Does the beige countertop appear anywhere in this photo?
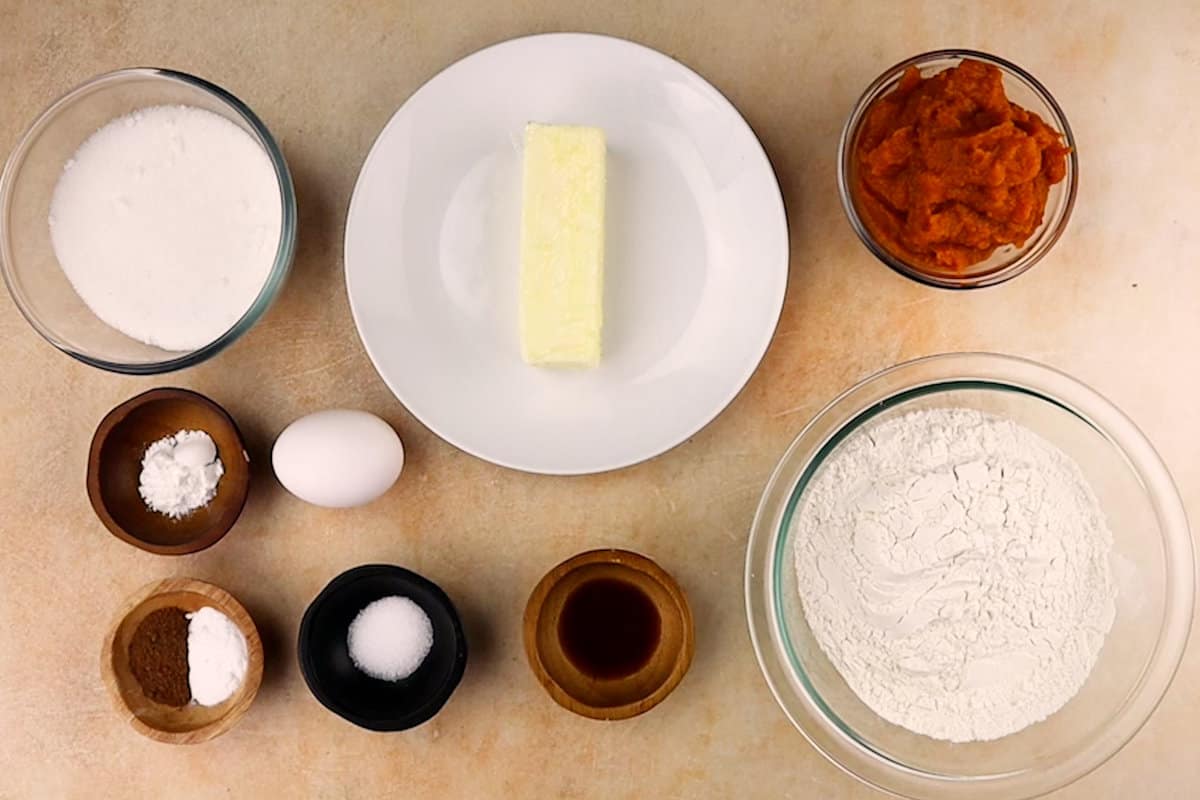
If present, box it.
[1,1,1197,797]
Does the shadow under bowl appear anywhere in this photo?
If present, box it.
[298,564,468,732]
[87,387,250,555]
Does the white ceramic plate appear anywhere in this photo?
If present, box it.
[345,33,788,474]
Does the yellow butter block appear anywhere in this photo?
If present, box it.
[519,122,606,368]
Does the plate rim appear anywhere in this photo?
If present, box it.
[343,31,790,475]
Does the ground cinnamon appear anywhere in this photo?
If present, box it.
[128,607,191,706]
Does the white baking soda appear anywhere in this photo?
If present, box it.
[138,429,224,519]
[48,105,282,351]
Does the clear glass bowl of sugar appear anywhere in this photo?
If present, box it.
[745,353,1193,800]
[0,68,297,374]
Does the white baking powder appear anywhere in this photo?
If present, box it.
[187,606,248,706]
[138,429,224,518]
[793,407,1116,742]
[48,105,281,351]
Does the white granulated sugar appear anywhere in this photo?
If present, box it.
[138,429,224,518]
[48,105,281,351]
[347,596,434,682]
[793,407,1116,742]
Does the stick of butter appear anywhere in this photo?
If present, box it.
[519,122,606,368]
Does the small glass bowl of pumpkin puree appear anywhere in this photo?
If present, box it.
[838,50,1078,289]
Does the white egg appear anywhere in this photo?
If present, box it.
[272,409,404,508]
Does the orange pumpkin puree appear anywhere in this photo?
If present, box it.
[853,59,1069,273]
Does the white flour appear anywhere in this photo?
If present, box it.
[793,407,1116,742]
[49,105,281,351]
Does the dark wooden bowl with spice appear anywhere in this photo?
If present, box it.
[101,577,263,744]
[523,549,694,721]
[87,387,250,555]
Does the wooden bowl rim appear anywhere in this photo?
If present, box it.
[100,577,264,744]
[523,548,695,721]
[86,387,249,555]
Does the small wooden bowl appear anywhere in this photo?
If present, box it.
[524,549,694,720]
[87,388,250,555]
[101,577,264,744]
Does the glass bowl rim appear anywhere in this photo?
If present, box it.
[744,352,1194,799]
[836,48,1080,290]
[0,66,297,374]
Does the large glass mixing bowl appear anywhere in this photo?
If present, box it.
[745,353,1192,799]
[0,68,297,374]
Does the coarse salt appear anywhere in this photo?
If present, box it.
[347,596,434,682]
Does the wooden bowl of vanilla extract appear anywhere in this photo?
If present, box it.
[523,549,694,720]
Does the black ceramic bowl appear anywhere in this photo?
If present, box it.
[298,564,468,731]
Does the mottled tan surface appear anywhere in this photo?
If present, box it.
[1,1,1197,798]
